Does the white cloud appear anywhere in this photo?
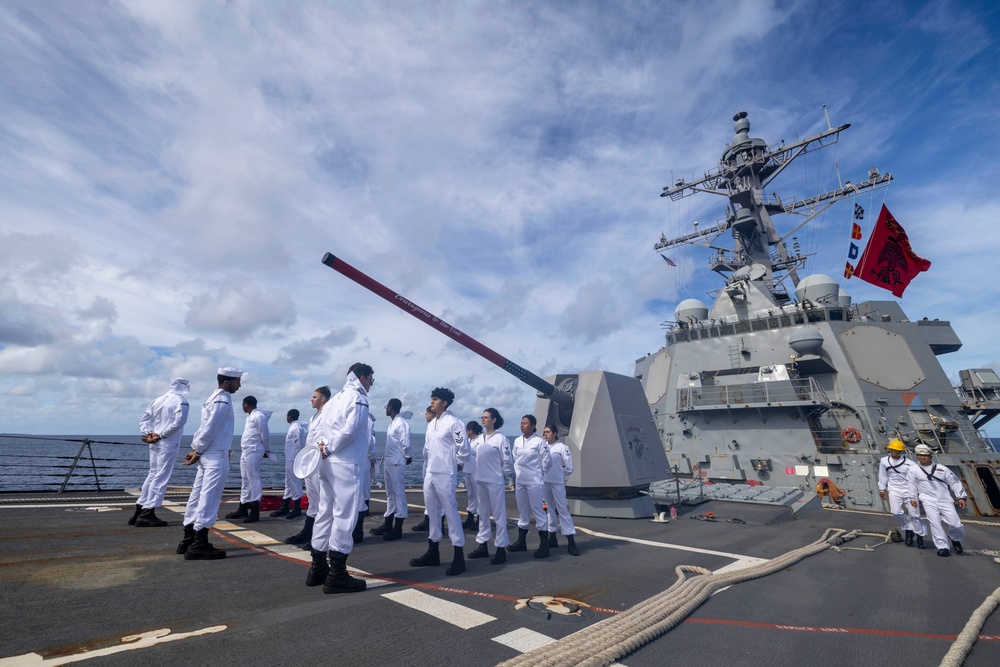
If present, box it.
[185,284,296,339]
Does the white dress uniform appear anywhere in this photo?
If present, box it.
[463,431,479,517]
[877,453,924,536]
[906,461,967,550]
[182,386,236,531]
[384,413,412,520]
[359,417,377,512]
[303,409,324,518]
[474,432,513,547]
[239,408,272,504]
[138,378,190,509]
[283,420,307,500]
[424,410,470,546]
[311,373,370,555]
[543,440,576,536]
[512,433,552,530]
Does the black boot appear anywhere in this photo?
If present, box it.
[285,516,314,545]
[384,517,404,542]
[270,498,291,518]
[184,527,226,560]
[410,539,441,567]
[446,546,465,576]
[324,551,366,594]
[243,500,260,524]
[285,498,303,520]
[534,531,550,559]
[471,514,479,533]
[937,548,951,557]
[567,534,580,556]
[225,502,249,520]
[904,529,914,547]
[916,535,927,550]
[135,508,168,528]
[548,531,559,548]
[127,503,143,526]
[305,549,329,586]
[468,542,490,559]
[371,514,394,536]
[176,524,195,554]
[352,512,365,544]
[462,512,476,530]
[411,514,430,532]
[508,528,528,552]
[953,541,964,554]
[441,516,447,533]
[490,546,507,565]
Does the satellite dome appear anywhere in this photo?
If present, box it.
[675,298,709,323]
[837,288,852,307]
[795,274,839,304]
[789,326,824,355]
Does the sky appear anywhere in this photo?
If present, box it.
[0,0,998,436]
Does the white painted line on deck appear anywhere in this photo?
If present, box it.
[382,589,495,629]
[0,626,227,666]
[575,525,768,567]
[227,530,280,545]
[492,628,556,652]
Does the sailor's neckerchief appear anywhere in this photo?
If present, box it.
[884,454,908,473]
[919,463,946,484]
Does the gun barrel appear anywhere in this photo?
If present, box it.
[321,253,573,408]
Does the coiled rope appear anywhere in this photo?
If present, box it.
[939,585,1000,667]
[496,528,861,667]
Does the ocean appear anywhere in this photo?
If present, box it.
[0,432,431,493]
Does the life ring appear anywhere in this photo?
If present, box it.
[842,427,861,443]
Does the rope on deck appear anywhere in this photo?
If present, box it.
[939,585,1000,667]
[496,528,862,667]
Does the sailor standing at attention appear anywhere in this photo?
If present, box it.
[272,409,307,518]
[461,420,481,533]
[410,387,470,576]
[541,423,580,556]
[877,439,925,548]
[371,398,412,540]
[907,444,968,557]
[285,387,330,547]
[509,414,552,558]
[467,408,513,565]
[226,396,271,524]
[134,378,191,527]
[352,414,378,544]
[177,367,242,560]
[306,364,373,594]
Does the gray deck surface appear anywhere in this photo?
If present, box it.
[1,490,999,666]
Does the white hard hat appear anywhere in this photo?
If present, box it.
[914,444,933,456]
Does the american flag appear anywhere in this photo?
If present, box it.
[661,255,677,267]
[854,203,864,220]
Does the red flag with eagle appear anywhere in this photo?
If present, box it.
[852,205,930,297]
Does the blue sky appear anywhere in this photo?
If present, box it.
[0,0,997,435]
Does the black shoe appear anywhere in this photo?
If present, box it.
[508,528,528,552]
[548,531,559,548]
[285,516,314,545]
[184,528,226,560]
[468,542,490,559]
[352,512,365,544]
[916,535,927,550]
[270,498,291,517]
[567,534,579,556]
[305,549,329,586]
[127,503,143,526]
[490,546,506,565]
[533,531,550,559]
[953,541,963,554]
[904,529,914,547]
[937,548,950,557]
[462,513,476,530]
[225,503,249,520]
[446,546,465,576]
[323,551,366,594]
[135,508,168,528]
[371,514,394,536]
[242,500,260,524]
[384,518,404,542]
[285,499,303,520]
[411,515,430,532]
[410,540,440,567]
[176,524,195,554]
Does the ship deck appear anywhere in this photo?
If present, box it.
[2,489,999,666]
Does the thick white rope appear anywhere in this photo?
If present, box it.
[939,585,1000,667]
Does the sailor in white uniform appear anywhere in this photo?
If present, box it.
[371,398,412,540]
[467,408,513,564]
[461,420,480,532]
[272,409,307,518]
[410,387,470,576]
[307,364,373,594]
[541,423,579,556]
[352,414,378,544]
[877,439,925,548]
[226,396,271,523]
[134,378,190,527]
[509,414,552,558]
[285,387,329,546]
[177,367,242,560]
[906,444,967,557]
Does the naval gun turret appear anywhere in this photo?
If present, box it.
[322,253,668,518]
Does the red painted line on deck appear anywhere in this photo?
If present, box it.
[684,617,1000,641]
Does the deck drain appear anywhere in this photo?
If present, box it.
[514,596,594,623]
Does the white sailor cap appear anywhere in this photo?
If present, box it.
[218,367,244,378]
[914,444,933,456]
[170,378,191,394]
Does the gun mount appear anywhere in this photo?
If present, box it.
[322,252,668,518]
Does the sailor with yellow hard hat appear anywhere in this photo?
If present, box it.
[877,439,926,548]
